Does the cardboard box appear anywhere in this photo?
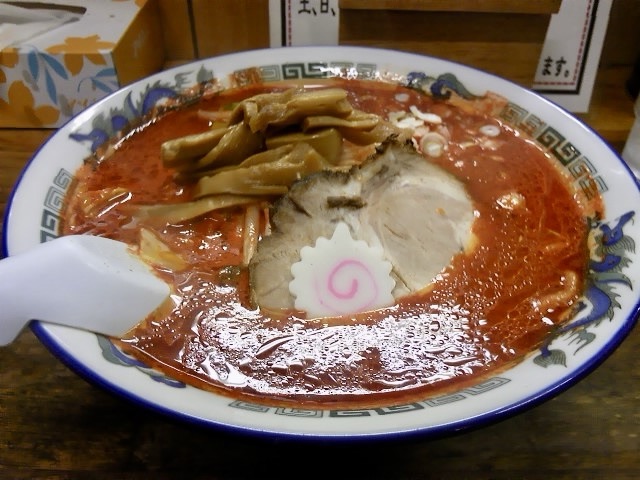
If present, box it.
[0,0,165,128]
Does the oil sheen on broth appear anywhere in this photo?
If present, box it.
[61,78,601,409]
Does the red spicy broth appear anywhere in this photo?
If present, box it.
[61,78,601,409]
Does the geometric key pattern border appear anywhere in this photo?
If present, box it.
[227,377,511,418]
[499,102,607,200]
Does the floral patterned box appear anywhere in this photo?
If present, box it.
[0,0,164,128]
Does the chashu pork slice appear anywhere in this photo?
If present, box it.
[249,139,476,311]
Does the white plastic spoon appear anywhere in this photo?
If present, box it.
[0,235,171,346]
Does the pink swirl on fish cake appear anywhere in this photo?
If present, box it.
[316,258,381,314]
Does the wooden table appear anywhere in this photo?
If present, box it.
[1,74,639,479]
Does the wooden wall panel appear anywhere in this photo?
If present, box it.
[191,0,270,58]
[156,0,639,85]
[339,0,562,14]
[339,9,553,85]
[158,0,195,61]
[599,0,640,68]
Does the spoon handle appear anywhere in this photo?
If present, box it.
[0,236,170,346]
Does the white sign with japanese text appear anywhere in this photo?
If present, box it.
[532,0,613,112]
[269,0,339,47]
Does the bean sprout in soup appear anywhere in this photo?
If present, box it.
[61,77,602,409]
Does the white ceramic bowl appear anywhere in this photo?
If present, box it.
[3,46,640,441]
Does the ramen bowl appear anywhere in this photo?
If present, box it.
[3,46,640,441]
